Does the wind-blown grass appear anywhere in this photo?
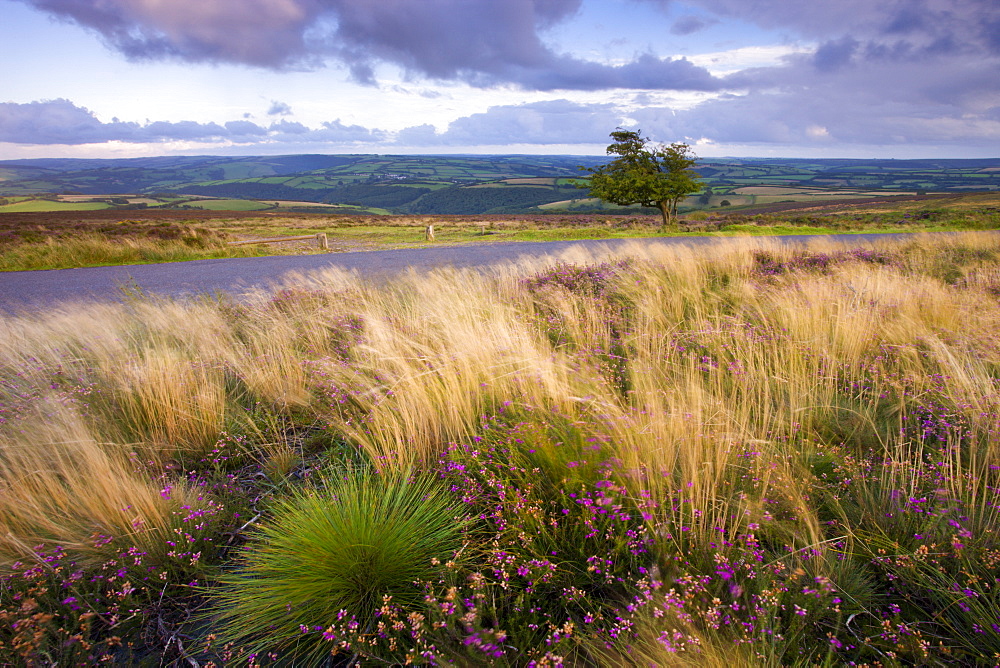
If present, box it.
[0,231,998,664]
[0,401,212,568]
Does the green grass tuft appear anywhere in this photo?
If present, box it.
[209,470,467,662]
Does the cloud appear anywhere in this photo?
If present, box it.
[0,99,387,146]
[16,0,723,91]
[650,0,1000,113]
[632,69,1000,148]
[504,53,720,91]
[19,0,318,68]
[267,101,293,116]
[630,0,1000,150]
[9,0,998,160]
[661,0,1000,58]
[707,18,1000,145]
[7,90,995,155]
[401,80,995,150]
[224,120,269,137]
[399,100,622,146]
[0,97,621,149]
[0,99,139,144]
[141,120,228,141]
[394,124,442,146]
[267,120,311,136]
[811,37,859,73]
[670,14,716,36]
[314,119,388,143]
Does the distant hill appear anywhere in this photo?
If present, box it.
[0,154,997,215]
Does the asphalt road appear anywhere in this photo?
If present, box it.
[0,233,928,314]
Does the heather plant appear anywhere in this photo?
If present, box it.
[822,437,1000,661]
[0,545,149,664]
[303,411,658,664]
[0,407,237,664]
[0,231,999,664]
[440,414,652,645]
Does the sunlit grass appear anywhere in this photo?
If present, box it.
[0,231,999,663]
[3,194,997,271]
[0,231,282,271]
[0,401,213,569]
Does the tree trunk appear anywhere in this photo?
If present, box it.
[656,201,676,231]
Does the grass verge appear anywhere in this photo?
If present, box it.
[1,193,997,270]
[0,230,300,271]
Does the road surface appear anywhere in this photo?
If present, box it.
[0,233,928,314]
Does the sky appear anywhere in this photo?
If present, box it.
[1,0,998,160]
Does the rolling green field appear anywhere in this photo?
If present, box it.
[1,154,997,215]
[181,198,273,211]
[0,199,112,212]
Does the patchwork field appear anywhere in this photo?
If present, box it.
[1,154,997,216]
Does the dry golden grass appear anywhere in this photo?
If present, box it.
[1,230,999,661]
[2,231,995,514]
[0,401,203,567]
[310,268,590,468]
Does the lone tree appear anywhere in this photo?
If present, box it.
[581,129,702,230]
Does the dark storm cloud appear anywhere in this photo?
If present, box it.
[15,0,723,91]
[671,0,1000,58]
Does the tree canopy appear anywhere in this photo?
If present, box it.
[581,129,702,229]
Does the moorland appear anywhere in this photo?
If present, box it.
[2,227,1000,665]
[2,152,1000,665]
[1,190,998,272]
[1,153,997,273]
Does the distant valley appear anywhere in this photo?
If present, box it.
[1,154,998,216]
